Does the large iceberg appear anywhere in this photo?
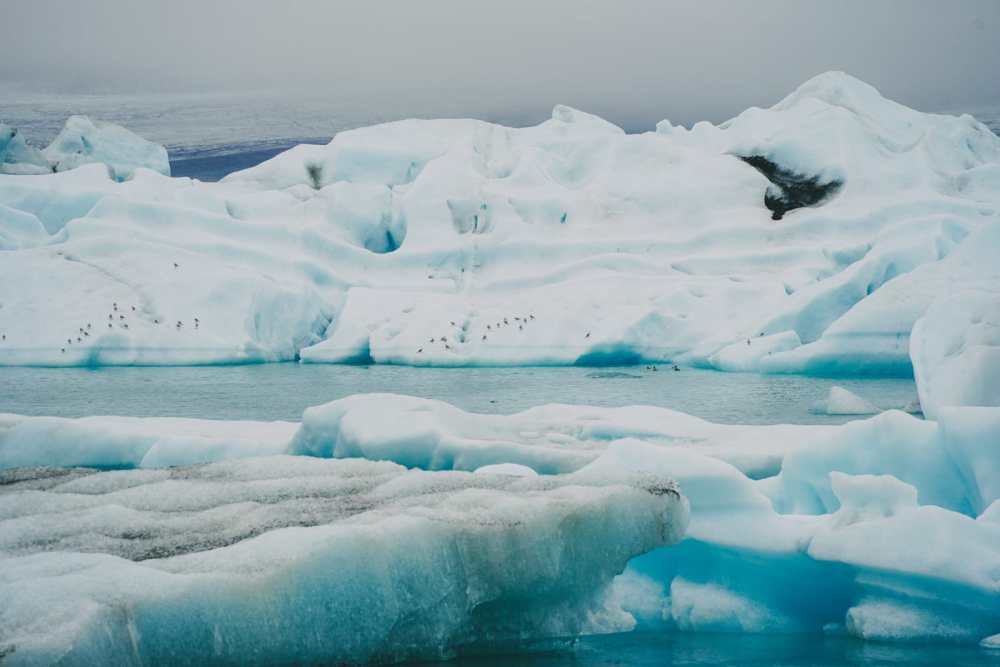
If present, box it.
[1,72,997,370]
[0,455,687,665]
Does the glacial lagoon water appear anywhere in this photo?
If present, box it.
[418,631,999,667]
[0,364,919,424]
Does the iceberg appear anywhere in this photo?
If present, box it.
[2,392,998,647]
[42,115,170,180]
[0,455,687,665]
[0,116,169,180]
[0,72,997,371]
[809,385,880,415]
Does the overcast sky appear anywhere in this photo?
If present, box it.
[3,0,999,130]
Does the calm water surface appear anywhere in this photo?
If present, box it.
[413,632,999,667]
[0,364,917,424]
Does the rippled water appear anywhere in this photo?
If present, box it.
[0,363,918,424]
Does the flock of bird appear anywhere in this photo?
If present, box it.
[417,314,537,354]
[51,300,201,353]
[411,315,680,370]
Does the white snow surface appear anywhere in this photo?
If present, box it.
[1,72,998,374]
[2,393,998,647]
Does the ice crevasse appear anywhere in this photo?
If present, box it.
[0,71,998,372]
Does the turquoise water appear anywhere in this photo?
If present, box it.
[414,632,999,666]
[0,364,918,424]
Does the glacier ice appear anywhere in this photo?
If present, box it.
[0,116,169,180]
[0,72,998,374]
[0,455,687,665]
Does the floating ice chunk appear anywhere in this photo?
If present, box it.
[0,413,295,469]
[289,394,826,479]
[0,454,687,665]
[810,386,880,415]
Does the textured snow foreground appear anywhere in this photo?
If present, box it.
[2,71,1000,381]
[2,395,999,657]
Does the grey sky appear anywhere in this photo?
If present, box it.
[3,0,999,130]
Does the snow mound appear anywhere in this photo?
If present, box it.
[0,455,687,665]
[1,72,998,370]
[809,386,880,415]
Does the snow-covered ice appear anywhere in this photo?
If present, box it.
[1,72,998,371]
[0,455,687,665]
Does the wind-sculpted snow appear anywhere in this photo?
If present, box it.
[1,72,998,371]
[0,455,687,666]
